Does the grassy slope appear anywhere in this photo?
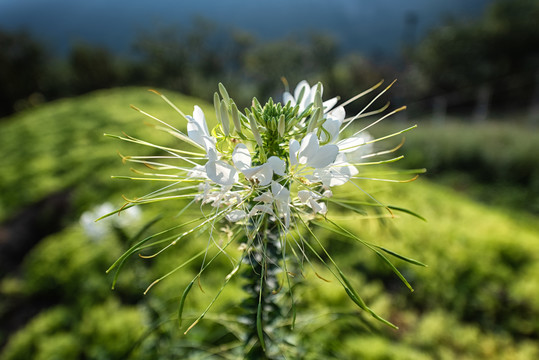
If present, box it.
[0,88,538,359]
[0,87,215,221]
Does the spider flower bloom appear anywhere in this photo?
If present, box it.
[105,80,425,334]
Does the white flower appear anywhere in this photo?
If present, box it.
[337,132,374,163]
[309,153,359,187]
[283,80,338,113]
[248,204,275,218]
[271,181,291,228]
[187,105,216,154]
[196,182,242,207]
[186,106,239,186]
[225,209,247,222]
[290,132,339,169]
[205,149,238,186]
[232,143,285,186]
[297,190,327,215]
[109,79,418,331]
[321,106,345,143]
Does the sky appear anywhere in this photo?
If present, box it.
[0,0,492,58]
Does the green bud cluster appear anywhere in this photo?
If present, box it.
[213,83,332,164]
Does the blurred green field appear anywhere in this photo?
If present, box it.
[1,88,538,359]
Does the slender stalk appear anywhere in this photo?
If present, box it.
[241,219,283,359]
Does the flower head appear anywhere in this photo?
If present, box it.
[106,80,425,330]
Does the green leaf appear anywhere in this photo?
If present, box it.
[178,280,195,328]
[378,247,428,267]
[387,205,427,222]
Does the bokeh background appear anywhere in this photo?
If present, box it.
[1,0,538,359]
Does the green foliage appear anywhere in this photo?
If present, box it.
[0,307,78,360]
[22,227,134,306]
[414,0,539,108]
[69,43,122,94]
[1,301,145,360]
[0,28,47,117]
[1,88,539,359]
[0,87,214,221]
[373,121,539,213]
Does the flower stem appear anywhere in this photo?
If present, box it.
[241,219,283,359]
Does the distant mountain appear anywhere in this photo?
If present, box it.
[0,0,492,59]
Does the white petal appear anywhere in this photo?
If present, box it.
[267,156,286,176]
[271,181,290,202]
[249,204,274,217]
[241,163,273,186]
[253,191,273,203]
[297,190,312,204]
[207,147,218,161]
[205,160,238,186]
[323,97,339,112]
[226,210,247,222]
[282,91,295,106]
[335,153,359,177]
[318,201,328,215]
[187,106,212,150]
[200,136,216,154]
[193,105,210,136]
[187,120,204,147]
[309,198,324,214]
[289,139,300,166]
[314,156,358,187]
[187,118,216,153]
[232,143,252,171]
[275,200,291,228]
[298,132,319,165]
[307,144,338,168]
[187,164,207,178]
[346,133,374,162]
[321,116,342,143]
[294,80,310,102]
[328,106,345,121]
[337,136,367,153]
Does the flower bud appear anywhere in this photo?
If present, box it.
[213,92,221,125]
[218,82,231,104]
[278,114,285,137]
[249,113,264,148]
[307,107,321,133]
[220,99,230,136]
[231,103,242,135]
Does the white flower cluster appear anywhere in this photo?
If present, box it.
[109,79,414,238]
[181,81,376,230]
[106,79,423,331]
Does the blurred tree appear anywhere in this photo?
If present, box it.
[244,34,342,100]
[0,29,47,117]
[414,0,539,114]
[324,53,384,112]
[132,26,191,93]
[69,43,121,94]
[244,39,310,97]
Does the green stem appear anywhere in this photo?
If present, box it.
[241,219,282,359]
